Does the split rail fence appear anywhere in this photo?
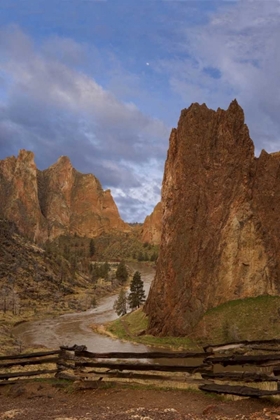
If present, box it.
[2,339,280,398]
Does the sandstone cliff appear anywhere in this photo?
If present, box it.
[141,202,162,245]
[0,150,130,242]
[145,100,280,336]
[0,150,47,241]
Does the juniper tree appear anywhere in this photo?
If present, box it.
[128,271,146,310]
[113,288,127,316]
[89,239,95,257]
[91,263,100,282]
[116,260,128,284]
[101,261,110,280]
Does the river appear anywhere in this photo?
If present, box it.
[13,263,156,354]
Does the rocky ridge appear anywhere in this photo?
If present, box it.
[0,150,130,242]
[145,100,280,336]
[141,202,162,245]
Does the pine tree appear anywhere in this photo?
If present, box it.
[128,271,146,310]
[116,261,128,284]
[89,239,95,257]
[101,262,110,280]
[113,288,127,316]
[91,263,100,282]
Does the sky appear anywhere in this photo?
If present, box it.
[0,0,280,223]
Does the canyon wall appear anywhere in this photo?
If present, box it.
[144,100,280,335]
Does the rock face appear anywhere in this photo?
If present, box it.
[0,150,130,242]
[141,202,162,245]
[0,150,47,241]
[145,100,280,336]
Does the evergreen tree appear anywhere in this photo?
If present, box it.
[89,239,95,257]
[116,261,128,284]
[70,255,77,272]
[101,262,110,280]
[113,288,127,316]
[128,271,146,310]
[91,263,100,282]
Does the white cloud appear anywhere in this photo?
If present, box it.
[0,25,170,222]
[156,0,280,153]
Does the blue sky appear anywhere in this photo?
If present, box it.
[0,0,280,222]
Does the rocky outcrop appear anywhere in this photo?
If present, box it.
[0,150,48,241]
[0,150,130,242]
[145,100,280,336]
[141,202,162,245]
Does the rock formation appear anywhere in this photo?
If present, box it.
[0,150,130,242]
[145,100,280,336]
[0,150,47,241]
[141,202,162,245]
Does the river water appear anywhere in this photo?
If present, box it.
[13,264,260,373]
[13,263,156,354]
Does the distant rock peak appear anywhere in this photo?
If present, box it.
[0,151,130,241]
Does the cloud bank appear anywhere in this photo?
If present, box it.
[0,1,280,222]
[0,25,169,221]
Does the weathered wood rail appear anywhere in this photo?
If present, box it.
[55,345,213,383]
[0,349,60,385]
[2,339,280,398]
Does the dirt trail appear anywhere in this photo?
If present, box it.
[0,382,280,420]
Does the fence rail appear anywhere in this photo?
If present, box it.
[1,340,280,397]
[0,349,60,385]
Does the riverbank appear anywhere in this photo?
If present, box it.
[0,272,120,355]
[101,296,280,351]
[91,308,203,351]
[9,263,155,355]
[0,278,127,355]
[2,261,154,355]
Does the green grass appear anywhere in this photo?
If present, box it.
[192,295,280,345]
[108,309,202,350]
[107,318,128,340]
[108,295,280,350]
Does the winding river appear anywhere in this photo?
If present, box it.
[13,263,156,353]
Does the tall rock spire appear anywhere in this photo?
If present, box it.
[144,100,280,336]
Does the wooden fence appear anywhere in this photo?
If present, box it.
[0,349,60,385]
[2,339,280,397]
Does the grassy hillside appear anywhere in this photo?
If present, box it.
[191,295,280,345]
[106,309,201,351]
[106,295,280,350]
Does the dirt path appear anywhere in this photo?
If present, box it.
[0,382,280,419]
